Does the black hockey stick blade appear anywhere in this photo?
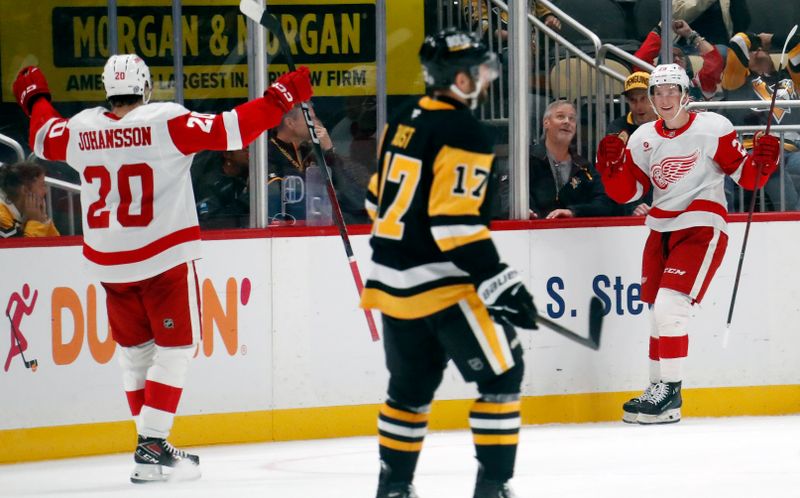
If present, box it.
[535,297,603,350]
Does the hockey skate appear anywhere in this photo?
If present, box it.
[637,381,682,425]
[130,435,201,483]
[376,461,419,498]
[622,383,657,423]
[473,464,516,498]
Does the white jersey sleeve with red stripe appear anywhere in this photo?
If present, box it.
[626,111,757,233]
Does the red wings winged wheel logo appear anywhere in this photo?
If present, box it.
[651,150,699,189]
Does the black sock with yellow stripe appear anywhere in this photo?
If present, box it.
[469,395,520,482]
[377,399,430,483]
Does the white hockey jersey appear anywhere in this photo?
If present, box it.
[613,111,763,233]
[30,95,287,282]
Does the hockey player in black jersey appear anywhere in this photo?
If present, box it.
[360,28,537,498]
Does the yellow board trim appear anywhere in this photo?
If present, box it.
[3,385,800,464]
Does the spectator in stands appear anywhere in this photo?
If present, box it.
[267,104,343,224]
[607,72,659,216]
[463,0,561,40]
[672,0,751,55]
[529,101,617,218]
[722,30,800,210]
[0,161,58,237]
[329,96,376,224]
[195,147,250,229]
[634,20,724,101]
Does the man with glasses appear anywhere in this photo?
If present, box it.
[595,63,780,425]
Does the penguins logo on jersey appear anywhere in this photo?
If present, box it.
[651,150,699,189]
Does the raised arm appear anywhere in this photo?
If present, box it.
[167,67,313,155]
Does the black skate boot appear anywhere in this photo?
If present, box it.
[622,383,656,424]
[376,461,418,498]
[130,435,201,483]
[637,381,682,425]
[473,465,516,498]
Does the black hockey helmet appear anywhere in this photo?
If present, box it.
[419,28,498,90]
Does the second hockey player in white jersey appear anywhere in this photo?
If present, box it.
[13,54,312,481]
[596,63,780,424]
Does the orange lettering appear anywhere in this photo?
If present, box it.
[51,287,84,365]
[86,285,116,364]
[201,278,239,357]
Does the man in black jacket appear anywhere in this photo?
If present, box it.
[529,100,617,218]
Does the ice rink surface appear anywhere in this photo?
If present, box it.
[2,415,799,498]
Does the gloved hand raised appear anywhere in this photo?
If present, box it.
[595,134,626,176]
[476,265,538,330]
[752,133,780,176]
[13,66,51,117]
[265,66,313,112]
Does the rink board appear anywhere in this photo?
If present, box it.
[1,220,799,462]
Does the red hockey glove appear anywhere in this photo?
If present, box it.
[596,134,626,176]
[752,133,780,176]
[13,66,51,117]
[265,66,313,113]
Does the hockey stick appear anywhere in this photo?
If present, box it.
[723,24,798,347]
[536,297,604,350]
[240,0,380,342]
[6,312,38,372]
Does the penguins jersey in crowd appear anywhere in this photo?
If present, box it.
[27,95,288,282]
[360,95,503,319]
[604,111,769,234]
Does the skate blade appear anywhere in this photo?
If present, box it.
[130,462,201,484]
[622,411,639,424]
[637,408,681,425]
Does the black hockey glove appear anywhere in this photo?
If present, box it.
[476,265,538,330]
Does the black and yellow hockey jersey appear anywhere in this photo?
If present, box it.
[359,95,502,319]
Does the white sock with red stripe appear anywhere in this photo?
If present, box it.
[119,341,156,419]
[653,288,691,383]
[647,312,661,384]
[139,345,194,439]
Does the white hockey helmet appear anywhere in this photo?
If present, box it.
[648,63,691,94]
[102,54,152,103]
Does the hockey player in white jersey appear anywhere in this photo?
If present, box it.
[13,54,312,481]
[595,63,780,424]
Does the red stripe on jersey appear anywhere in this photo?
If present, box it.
[714,130,749,176]
[126,389,145,416]
[659,335,688,359]
[30,99,68,161]
[144,380,183,414]
[83,226,200,266]
[167,112,229,155]
[649,336,659,361]
[166,96,286,156]
[649,199,728,220]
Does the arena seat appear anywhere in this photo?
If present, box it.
[549,57,628,99]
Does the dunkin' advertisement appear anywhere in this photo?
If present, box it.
[0,239,273,430]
